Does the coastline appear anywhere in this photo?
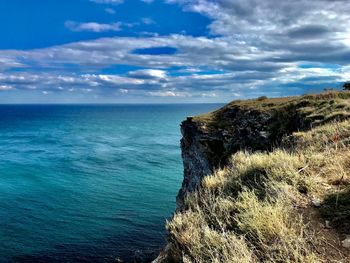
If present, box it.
[155,91,350,262]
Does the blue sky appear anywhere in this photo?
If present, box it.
[0,0,350,103]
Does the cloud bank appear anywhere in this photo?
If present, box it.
[1,0,350,102]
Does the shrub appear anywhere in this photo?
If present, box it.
[256,96,268,101]
[343,82,350,90]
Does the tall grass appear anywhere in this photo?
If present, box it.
[163,120,350,262]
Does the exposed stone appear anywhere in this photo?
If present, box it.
[259,131,269,138]
[341,236,350,248]
[311,197,322,207]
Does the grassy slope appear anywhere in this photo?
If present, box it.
[165,91,350,263]
[194,91,350,129]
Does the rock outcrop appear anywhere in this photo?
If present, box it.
[177,95,321,207]
[154,91,350,262]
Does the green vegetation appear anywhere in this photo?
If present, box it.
[164,93,350,262]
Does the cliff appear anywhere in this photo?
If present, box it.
[178,92,350,207]
[156,91,350,263]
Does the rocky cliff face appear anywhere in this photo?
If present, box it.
[178,112,271,207]
[177,91,350,207]
[177,98,314,207]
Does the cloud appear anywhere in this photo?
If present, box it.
[65,21,121,32]
[1,62,348,99]
[287,25,332,39]
[0,57,26,70]
[167,0,350,62]
[95,74,145,85]
[201,92,217,97]
[148,91,191,97]
[119,88,129,94]
[0,30,349,100]
[0,85,13,91]
[128,69,167,79]
[2,0,350,101]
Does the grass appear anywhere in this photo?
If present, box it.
[235,191,317,263]
[163,118,350,262]
[167,210,254,263]
[192,91,350,140]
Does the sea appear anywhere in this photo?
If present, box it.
[0,104,222,263]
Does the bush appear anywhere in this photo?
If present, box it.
[343,82,350,90]
[256,96,268,101]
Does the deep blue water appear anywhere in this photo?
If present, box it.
[0,104,221,263]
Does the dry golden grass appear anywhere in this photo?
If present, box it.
[286,120,350,151]
[164,119,350,263]
[235,190,318,263]
[167,210,254,263]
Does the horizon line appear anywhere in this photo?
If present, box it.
[0,102,226,106]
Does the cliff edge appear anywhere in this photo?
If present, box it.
[156,91,350,263]
[178,92,350,207]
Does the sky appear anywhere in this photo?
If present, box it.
[0,0,350,103]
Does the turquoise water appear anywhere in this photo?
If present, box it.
[0,104,221,262]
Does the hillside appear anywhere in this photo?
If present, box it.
[156,91,350,263]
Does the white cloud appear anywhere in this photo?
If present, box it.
[0,58,26,70]
[119,88,129,94]
[2,0,350,101]
[201,92,217,97]
[148,91,190,97]
[0,85,13,91]
[128,69,167,79]
[65,21,121,32]
[0,62,349,100]
[96,74,145,85]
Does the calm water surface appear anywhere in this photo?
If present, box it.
[0,104,222,262]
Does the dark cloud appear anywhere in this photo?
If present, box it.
[288,25,332,39]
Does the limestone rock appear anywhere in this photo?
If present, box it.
[311,197,322,207]
[342,236,350,248]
